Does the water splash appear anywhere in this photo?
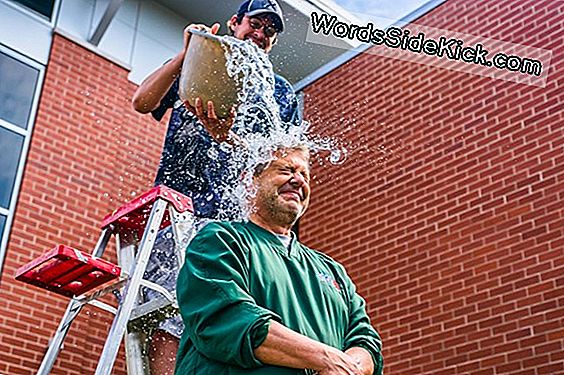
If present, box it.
[189,35,347,221]
[329,147,347,165]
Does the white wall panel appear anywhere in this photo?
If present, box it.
[57,0,95,40]
[127,0,186,83]
[136,1,184,50]
[92,0,138,30]
[0,2,53,64]
[56,0,187,84]
[98,18,136,64]
[128,31,177,83]
[115,0,139,27]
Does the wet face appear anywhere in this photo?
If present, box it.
[230,14,278,53]
[253,148,311,226]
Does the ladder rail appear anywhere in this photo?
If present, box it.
[24,186,194,374]
[168,206,191,268]
[37,298,84,375]
[36,227,114,375]
[93,226,114,258]
[94,198,168,375]
[125,331,150,375]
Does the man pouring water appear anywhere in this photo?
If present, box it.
[132,1,299,373]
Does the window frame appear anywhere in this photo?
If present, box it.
[1,0,61,26]
[0,44,45,276]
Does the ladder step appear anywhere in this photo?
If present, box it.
[15,245,121,298]
[100,185,193,238]
[13,185,195,375]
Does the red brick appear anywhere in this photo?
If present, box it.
[6,0,563,374]
[0,34,151,374]
[306,30,563,361]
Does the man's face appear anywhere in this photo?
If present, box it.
[253,148,311,225]
[230,14,278,53]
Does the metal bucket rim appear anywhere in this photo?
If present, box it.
[188,29,227,47]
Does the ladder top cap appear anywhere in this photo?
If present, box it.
[101,185,193,229]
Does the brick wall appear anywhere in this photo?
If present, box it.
[0,34,165,374]
[301,0,563,374]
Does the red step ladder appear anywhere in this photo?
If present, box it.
[15,185,194,375]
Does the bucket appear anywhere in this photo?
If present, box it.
[178,30,239,119]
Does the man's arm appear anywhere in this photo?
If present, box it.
[255,320,363,375]
[178,223,365,372]
[131,23,220,114]
[340,267,384,375]
[177,223,279,369]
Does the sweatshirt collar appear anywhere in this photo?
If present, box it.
[247,220,297,257]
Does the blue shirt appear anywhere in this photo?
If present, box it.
[152,74,300,218]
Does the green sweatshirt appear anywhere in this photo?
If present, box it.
[175,221,383,374]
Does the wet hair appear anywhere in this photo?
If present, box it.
[253,145,310,177]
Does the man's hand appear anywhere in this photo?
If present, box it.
[181,22,220,55]
[132,22,220,113]
[184,98,237,144]
[254,321,364,375]
[314,350,364,375]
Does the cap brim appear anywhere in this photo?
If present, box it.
[245,10,284,32]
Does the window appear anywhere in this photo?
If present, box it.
[0,214,6,258]
[0,52,39,129]
[0,128,25,208]
[10,0,56,20]
[0,46,43,274]
[0,216,5,239]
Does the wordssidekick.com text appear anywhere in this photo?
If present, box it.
[310,12,543,77]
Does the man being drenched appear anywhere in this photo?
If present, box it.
[176,145,384,374]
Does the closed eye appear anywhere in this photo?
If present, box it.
[277,165,310,183]
[278,166,294,174]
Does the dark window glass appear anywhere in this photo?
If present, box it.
[0,215,5,245]
[12,0,55,19]
[0,51,39,129]
[0,127,24,208]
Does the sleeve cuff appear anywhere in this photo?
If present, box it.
[238,306,282,368]
[250,319,271,350]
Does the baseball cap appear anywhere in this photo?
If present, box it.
[237,0,285,32]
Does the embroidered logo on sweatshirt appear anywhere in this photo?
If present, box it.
[317,272,342,292]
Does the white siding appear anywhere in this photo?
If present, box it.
[0,1,54,64]
[57,0,96,41]
[128,1,186,83]
[56,0,186,84]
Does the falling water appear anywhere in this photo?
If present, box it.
[201,34,347,221]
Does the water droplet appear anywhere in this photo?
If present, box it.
[91,271,104,278]
[207,146,219,159]
[220,142,233,153]
[329,148,347,165]
[68,281,83,289]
